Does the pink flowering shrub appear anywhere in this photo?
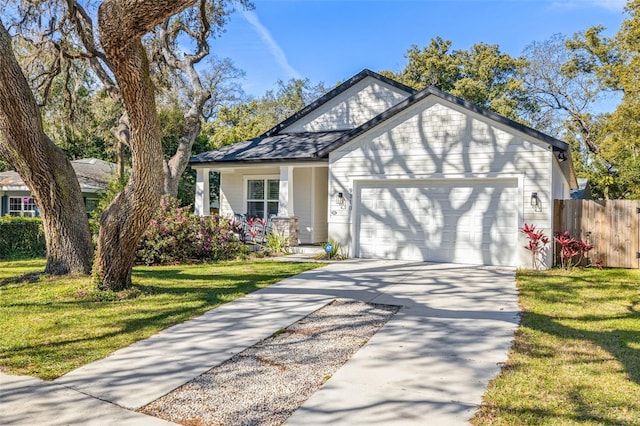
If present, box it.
[136,197,243,265]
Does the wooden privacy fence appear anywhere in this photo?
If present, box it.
[554,200,640,268]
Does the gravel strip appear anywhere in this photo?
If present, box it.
[140,300,400,426]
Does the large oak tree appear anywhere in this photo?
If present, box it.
[381,37,534,121]
[519,33,608,195]
[0,20,93,275]
[63,0,246,197]
[205,78,327,147]
[563,0,640,198]
[1,0,250,290]
[92,0,197,290]
[1,0,198,288]
[7,0,245,197]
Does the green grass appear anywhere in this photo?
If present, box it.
[0,258,324,380]
[473,268,640,425]
[0,258,47,280]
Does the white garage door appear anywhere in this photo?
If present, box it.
[356,179,518,266]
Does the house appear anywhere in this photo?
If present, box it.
[0,158,117,217]
[570,178,592,200]
[189,69,577,268]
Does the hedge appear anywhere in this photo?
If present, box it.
[0,216,46,259]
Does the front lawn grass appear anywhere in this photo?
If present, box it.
[473,268,640,425]
[0,258,324,380]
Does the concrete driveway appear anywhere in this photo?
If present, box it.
[284,261,519,425]
[1,260,519,425]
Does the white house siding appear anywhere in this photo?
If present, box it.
[219,166,327,244]
[293,168,313,243]
[552,158,570,200]
[328,97,564,268]
[219,167,280,217]
[282,77,411,133]
[219,171,243,217]
[313,167,329,243]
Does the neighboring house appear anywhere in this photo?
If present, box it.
[570,178,592,200]
[190,69,577,268]
[0,158,117,217]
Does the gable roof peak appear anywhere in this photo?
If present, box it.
[260,68,416,138]
[314,83,570,158]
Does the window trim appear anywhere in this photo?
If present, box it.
[8,196,38,217]
[243,175,279,219]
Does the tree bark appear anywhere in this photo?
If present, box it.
[110,112,130,179]
[163,114,202,197]
[0,20,93,275]
[93,0,195,290]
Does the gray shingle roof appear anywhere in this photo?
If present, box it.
[189,69,571,168]
[70,158,118,190]
[189,131,348,164]
[0,158,117,191]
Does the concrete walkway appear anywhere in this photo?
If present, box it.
[1,260,519,425]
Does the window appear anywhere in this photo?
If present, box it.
[9,196,37,217]
[85,198,99,216]
[247,179,279,218]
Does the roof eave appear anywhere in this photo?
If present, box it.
[188,156,329,168]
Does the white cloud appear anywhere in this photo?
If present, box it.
[241,10,302,80]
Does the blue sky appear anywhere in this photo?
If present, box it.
[211,0,628,100]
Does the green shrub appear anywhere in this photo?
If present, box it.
[135,196,244,265]
[0,216,46,259]
[265,231,291,254]
[316,239,347,260]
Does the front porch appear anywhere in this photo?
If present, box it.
[193,164,329,245]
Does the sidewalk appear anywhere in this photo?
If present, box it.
[1,260,518,425]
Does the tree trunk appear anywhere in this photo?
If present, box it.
[163,116,202,197]
[0,20,93,275]
[110,113,131,179]
[93,0,195,291]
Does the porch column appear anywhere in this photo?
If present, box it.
[278,165,294,217]
[195,167,210,216]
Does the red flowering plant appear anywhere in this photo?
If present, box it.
[229,217,245,241]
[244,217,267,243]
[522,224,550,270]
[554,231,595,270]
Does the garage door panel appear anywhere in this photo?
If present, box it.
[356,180,518,266]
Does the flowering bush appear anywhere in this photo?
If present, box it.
[136,197,244,265]
[522,223,550,270]
[554,231,595,270]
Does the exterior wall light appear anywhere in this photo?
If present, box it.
[336,192,346,208]
[530,192,542,212]
[557,151,567,162]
